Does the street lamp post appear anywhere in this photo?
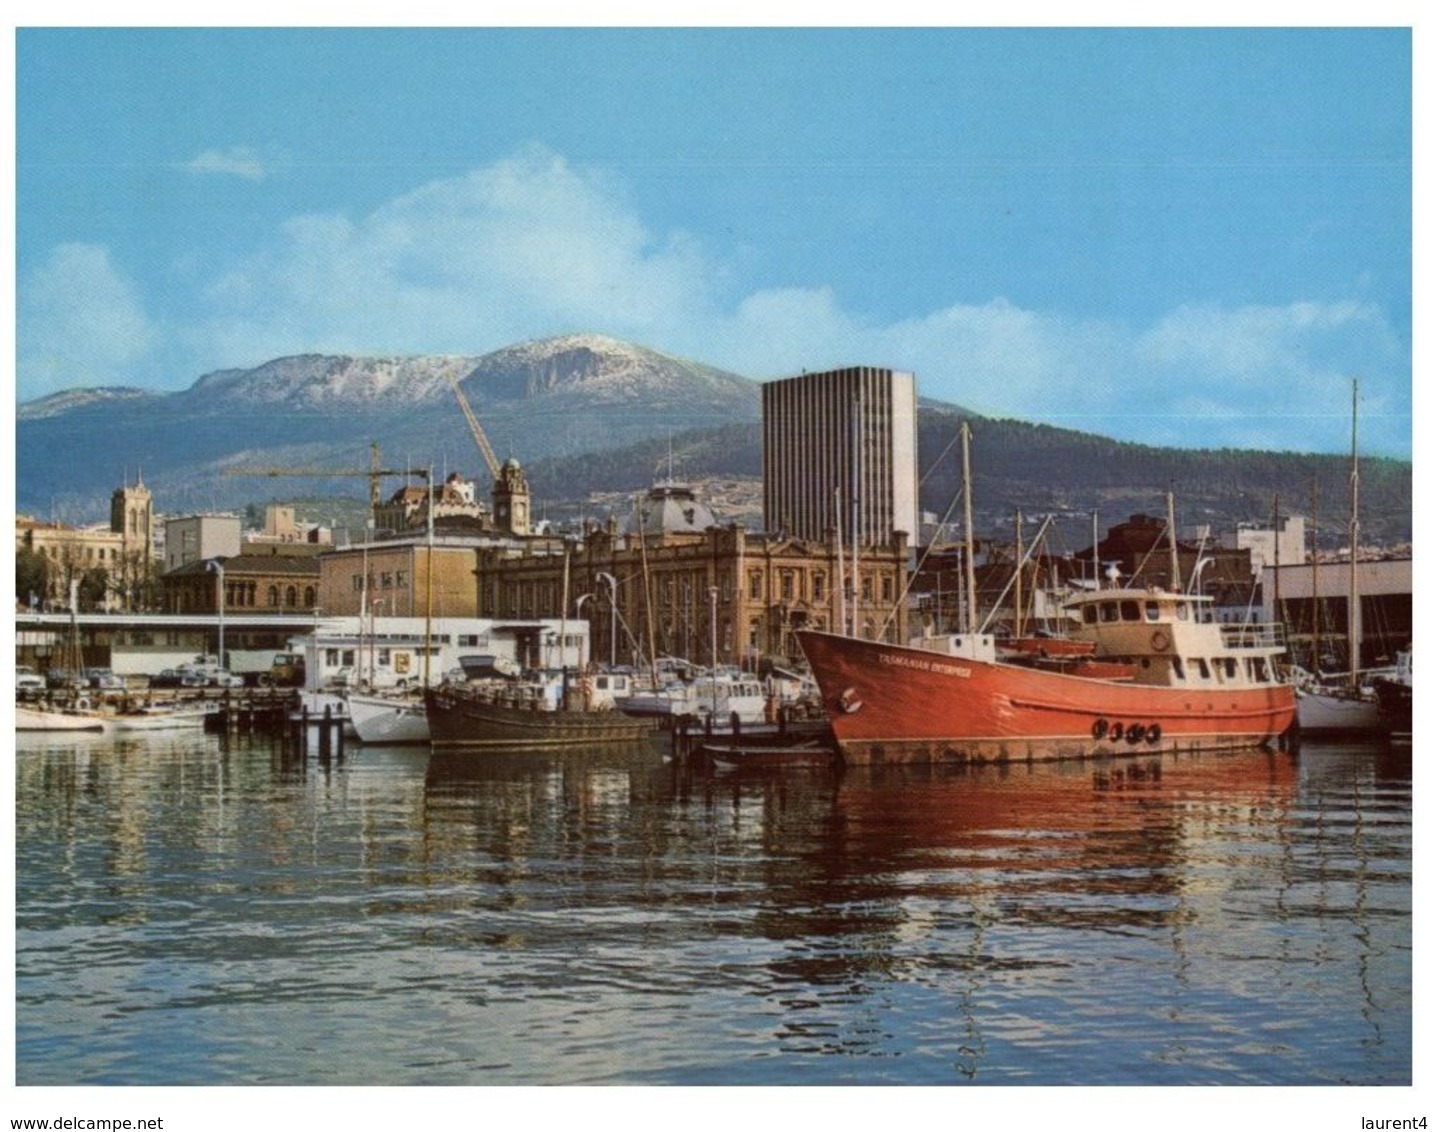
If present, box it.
[708,586,719,716]
[596,572,618,668]
[576,593,594,670]
[206,559,225,668]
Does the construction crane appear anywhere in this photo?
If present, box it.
[222,442,430,509]
[444,370,502,481]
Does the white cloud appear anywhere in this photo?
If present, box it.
[190,146,716,362]
[183,147,268,181]
[20,147,1410,456]
[17,244,159,397]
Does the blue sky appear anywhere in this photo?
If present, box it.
[14,26,1413,456]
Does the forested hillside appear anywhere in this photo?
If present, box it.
[522,409,1411,547]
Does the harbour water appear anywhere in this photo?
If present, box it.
[13,729,1411,1089]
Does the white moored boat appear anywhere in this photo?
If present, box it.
[347,691,429,744]
[616,669,768,724]
[107,705,213,732]
[1294,679,1382,736]
[16,705,108,733]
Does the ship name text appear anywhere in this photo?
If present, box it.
[877,652,972,679]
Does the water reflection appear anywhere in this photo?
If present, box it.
[14,733,1409,1085]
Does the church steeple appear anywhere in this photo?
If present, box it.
[491,458,531,537]
[110,475,155,610]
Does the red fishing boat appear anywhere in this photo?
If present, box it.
[798,422,1295,765]
[798,585,1295,765]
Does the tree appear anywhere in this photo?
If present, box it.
[15,547,48,608]
[78,567,110,611]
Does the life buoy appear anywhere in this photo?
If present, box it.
[837,687,864,714]
[74,695,91,711]
[1150,631,1170,652]
[1145,723,1162,744]
[1125,723,1145,744]
[1108,721,1125,742]
[1091,718,1109,740]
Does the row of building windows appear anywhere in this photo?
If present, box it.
[744,568,893,604]
[349,571,408,592]
[221,582,316,609]
[29,543,123,564]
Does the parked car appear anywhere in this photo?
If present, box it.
[186,662,244,688]
[260,652,307,688]
[149,668,185,689]
[85,667,125,691]
[45,668,88,691]
[15,665,47,698]
[325,666,358,690]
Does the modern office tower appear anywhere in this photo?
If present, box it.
[762,366,919,547]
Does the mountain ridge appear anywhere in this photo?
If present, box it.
[13,332,1411,544]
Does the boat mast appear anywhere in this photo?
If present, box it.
[1311,473,1320,674]
[851,395,861,641]
[1348,377,1361,689]
[834,487,847,636]
[1166,492,1180,591]
[1272,492,1281,641]
[1092,511,1100,590]
[559,542,570,674]
[1014,510,1023,638]
[636,495,659,690]
[423,464,434,689]
[962,422,977,635]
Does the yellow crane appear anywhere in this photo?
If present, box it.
[444,369,502,481]
[222,442,430,509]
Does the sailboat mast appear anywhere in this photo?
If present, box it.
[1272,492,1281,639]
[1348,378,1360,688]
[1014,510,1023,638]
[833,487,847,636]
[851,397,861,640]
[1166,492,1180,591]
[1092,511,1100,589]
[962,422,977,635]
[423,466,434,688]
[636,496,659,690]
[1311,474,1320,675]
[559,544,570,673]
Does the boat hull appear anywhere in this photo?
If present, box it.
[1294,688,1382,736]
[796,630,1295,765]
[108,708,211,731]
[425,688,656,748]
[15,706,107,732]
[1371,677,1412,742]
[348,693,430,744]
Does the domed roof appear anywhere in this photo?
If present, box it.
[627,483,716,536]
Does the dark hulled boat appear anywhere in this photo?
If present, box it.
[1370,648,1412,743]
[425,680,656,748]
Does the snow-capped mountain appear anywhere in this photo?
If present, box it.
[15,334,762,519]
[16,386,160,421]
